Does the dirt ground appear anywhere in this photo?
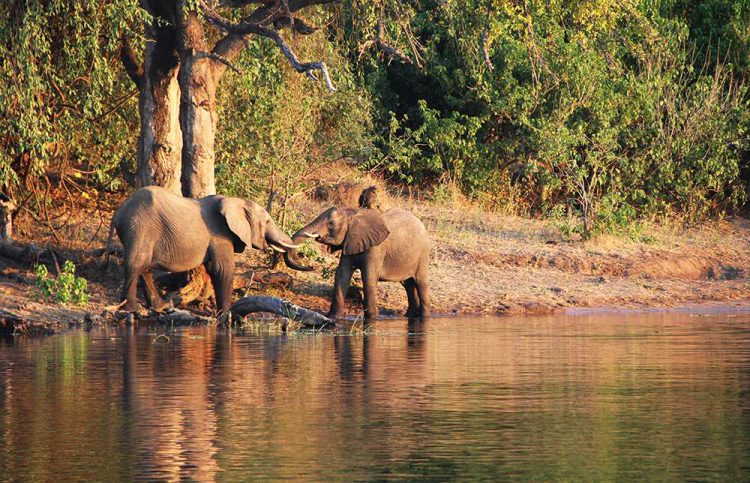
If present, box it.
[3,174,750,334]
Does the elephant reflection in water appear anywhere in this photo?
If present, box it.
[121,329,226,480]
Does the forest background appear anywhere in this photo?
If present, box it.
[1,0,749,240]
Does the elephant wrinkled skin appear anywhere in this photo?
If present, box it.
[109,186,305,314]
[290,206,431,319]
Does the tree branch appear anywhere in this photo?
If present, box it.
[119,37,144,90]
[196,50,243,74]
[375,19,411,64]
[209,0,333,78]
[205,10,336,91]
[273,15,317,34]
[359,20,412,65]
[481,26,494,71]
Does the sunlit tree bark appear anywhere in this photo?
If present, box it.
[122,0,341,198]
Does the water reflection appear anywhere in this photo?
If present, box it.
[1,313,749,480]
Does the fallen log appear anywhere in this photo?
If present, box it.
[148,308,215,325]
[0,240,108,268]
[160,266,214,308]
[229,296,335,328]
[105,296,333,329]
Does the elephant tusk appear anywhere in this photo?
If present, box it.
[269,245,286,253]
[275,240,302,249]
[303,232,319,238]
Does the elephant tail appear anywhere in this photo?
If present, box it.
[102,209,120,267]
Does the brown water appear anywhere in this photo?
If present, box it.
[1,313,749,481]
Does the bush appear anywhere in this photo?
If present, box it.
[35,260,89,306]
[354,1,749,236]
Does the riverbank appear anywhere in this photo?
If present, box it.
[2,177,750,335]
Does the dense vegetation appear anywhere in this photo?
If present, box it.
[1,1,749,238]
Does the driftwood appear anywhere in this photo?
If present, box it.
[106,296,333,329]
[159,267,214,307]
[229,296,334,328]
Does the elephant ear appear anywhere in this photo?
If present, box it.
[343,209,390,256]
[219,197,254,253]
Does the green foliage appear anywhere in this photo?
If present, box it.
[215,17,374,223]
[35,261,89,306]
[351,0,750,236]
[2,0,749,241]
[0,1,143,196]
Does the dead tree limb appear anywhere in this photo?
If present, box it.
[229,296,335,327]
[481,26,494,71]
[119,37,144,90]
[358,20,412,65]
[375,19,411,64]
[204,9,337,91]
[195,50,243,74]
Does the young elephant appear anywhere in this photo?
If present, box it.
[289,206,430,319]
[108,186,307,314]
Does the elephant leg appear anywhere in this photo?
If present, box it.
[121,258,144,312]
[207,256,235,316]
[142,270,168,312]
[415,268,430,318]
[329,259,354,319]
[403,278,420,318]
[361,265,380,320]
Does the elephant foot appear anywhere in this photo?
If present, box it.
[405,307,420,318]
[326,310,343,320]
[150,299,170,313]
[363,308,380,320]
[123,300,142,313]
[419,307,431,319]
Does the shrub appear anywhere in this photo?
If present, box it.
[35,260,89,306]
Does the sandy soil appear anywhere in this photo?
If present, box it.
[2,176,750,334]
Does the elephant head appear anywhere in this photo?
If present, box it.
[287,207,391,262]
[219,197,312,270]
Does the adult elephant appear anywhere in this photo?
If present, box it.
[286,206,430,319]
[109,186,310,314]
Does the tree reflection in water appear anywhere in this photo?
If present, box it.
[0,313,749,480]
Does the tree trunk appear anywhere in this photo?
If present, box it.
[0,197,16,241]
[121,6,183,194]
[137,54,182,193]
[177,7,218,198]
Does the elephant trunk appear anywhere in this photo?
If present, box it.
[265,222,313,272]
[291,216,327,245]
[289,216,336,259]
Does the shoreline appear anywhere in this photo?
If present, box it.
[3,287,750,337]
[3,182,750,336]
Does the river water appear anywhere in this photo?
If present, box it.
[1,313,749,480]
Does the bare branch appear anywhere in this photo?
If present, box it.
[359,20,412,65]
[209,0,332,78]
[481,26,494,71]
[195,50,243,74]
[281,0,294,32]
[274,16,317,34]
[119,37,144,90]
[375,19,412,64]
[204,10,336,91]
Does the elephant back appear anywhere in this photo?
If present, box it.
[382,209,429,247]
